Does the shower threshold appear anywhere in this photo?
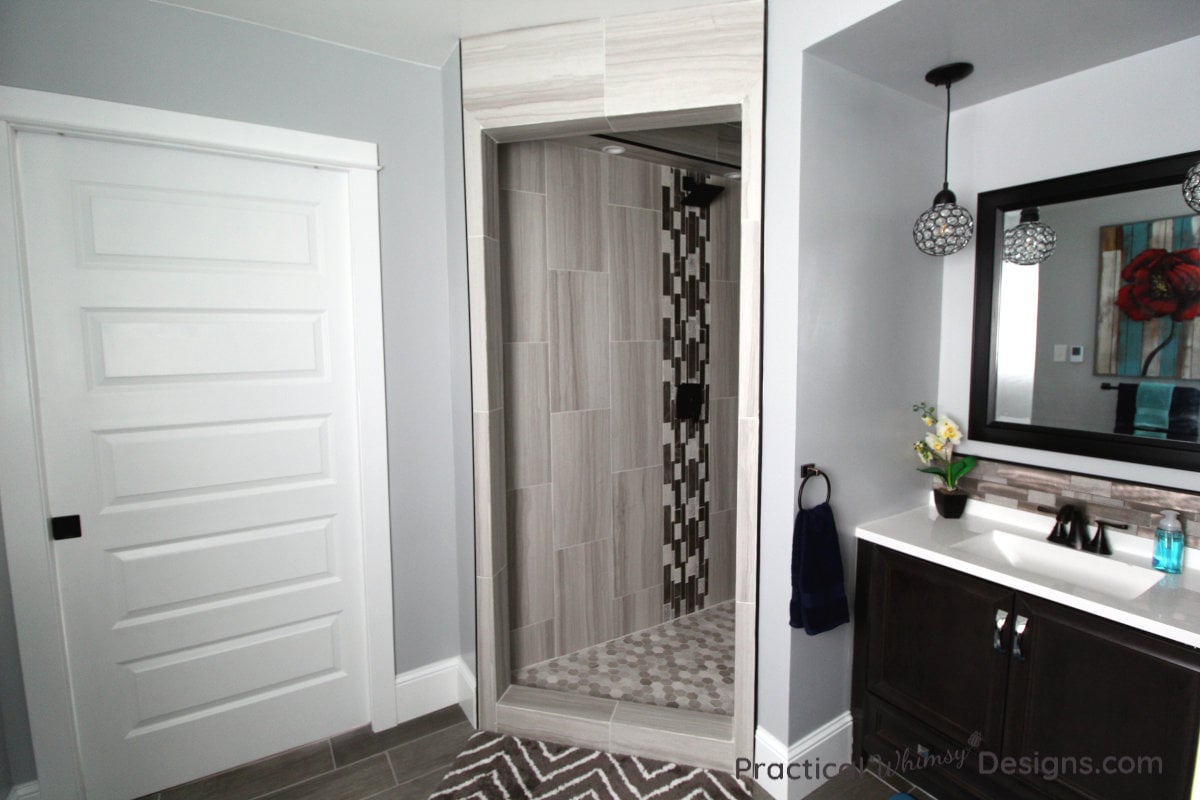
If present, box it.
[512,601,735,715]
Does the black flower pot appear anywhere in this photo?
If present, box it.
[934,489,968,519]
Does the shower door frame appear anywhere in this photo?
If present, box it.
[459,0,764,765]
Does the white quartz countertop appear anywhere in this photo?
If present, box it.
[855,500,1200,649]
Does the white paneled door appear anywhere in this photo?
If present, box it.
[16,130,372,799]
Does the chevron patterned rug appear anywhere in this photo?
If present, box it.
[429,730,753,799]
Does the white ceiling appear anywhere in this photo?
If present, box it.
[807,0,1200,110]
[149,0,736,67]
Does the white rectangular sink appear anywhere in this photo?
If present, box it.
[951,530,1164,600]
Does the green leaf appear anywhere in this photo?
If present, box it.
[917,466,947,477]
[946,456,978,487]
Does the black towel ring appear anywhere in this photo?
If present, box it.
[798,463,831,509]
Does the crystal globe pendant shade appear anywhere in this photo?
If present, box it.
[913,62,974,257]
[1185,160,1200,213]
[1003,207,1057,265]
[914,185,974,256]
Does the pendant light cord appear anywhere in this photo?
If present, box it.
[942,82,951,188]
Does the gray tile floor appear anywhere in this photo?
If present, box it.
[799,767,939,800]
[135,706,472,800]
[512,601,736,714]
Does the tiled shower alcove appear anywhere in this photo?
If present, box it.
[498,137,741,717]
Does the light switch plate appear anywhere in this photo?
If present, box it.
[1053,344,1068,362]
[1069,345,1084,363]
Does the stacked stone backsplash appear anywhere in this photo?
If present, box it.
[958,458,1200,549]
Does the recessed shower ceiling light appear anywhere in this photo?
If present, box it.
[601,144,626,155]
[724,170,741,180]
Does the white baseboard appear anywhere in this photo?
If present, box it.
[753,712,853,800]
[394,655,476,725]
[6,782,39,800]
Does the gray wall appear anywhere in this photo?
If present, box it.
[0,0,472,776]
[785,54,942,737]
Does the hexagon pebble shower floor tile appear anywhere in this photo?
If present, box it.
[512,601,735,715]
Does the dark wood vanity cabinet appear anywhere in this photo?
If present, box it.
[853,542,1200,800]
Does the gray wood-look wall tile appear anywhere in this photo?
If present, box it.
[549,271,609,411]
[473,409,507,576]
[546,143,606,272]
[707,509,736,604]
[709,279,740,400]
[710,397,737,513]
[738,224,761,421]
[610,341,661,471]
[733,599,756,758]
[613,584,664,637]
[467,236,504,412]
[607,206,661,342]
[708,180,741,283]
[603,2,764,120]
[499,190,547,344]
[609,703,733,771]
[736,418,759,604]
[499,141,546,194]
[477,568,511,731]
[503,343,550,489]
[496,685,616,751]
[476,573,499,731]
[549,410,612,548]
[461,19,606,130]
[716,123,741,167]
[510,618,556,670]
[608,155,660,210]
[612,466,664,597]
[507,484,553,628]
[555,539,615,654]
[482,135,500,240]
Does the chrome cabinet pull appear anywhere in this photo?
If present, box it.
[1013,615,1029,661]
[993,609,1009,653]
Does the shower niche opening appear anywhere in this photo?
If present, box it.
[497,125,742,719]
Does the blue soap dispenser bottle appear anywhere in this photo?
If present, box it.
[1153,510,1184,574]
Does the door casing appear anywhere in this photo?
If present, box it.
[0,85,396,799]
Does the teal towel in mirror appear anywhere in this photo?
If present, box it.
[1134,382,1174,438]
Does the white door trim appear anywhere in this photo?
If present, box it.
[0,85,395,799]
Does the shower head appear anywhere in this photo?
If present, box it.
[680,177,724,208]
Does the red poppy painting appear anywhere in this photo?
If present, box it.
[1096,215,1200,378]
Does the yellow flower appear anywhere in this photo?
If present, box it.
[921,414,935,427]
[925,432,946,453]
[936,417,963,444]
[913,441,933,464]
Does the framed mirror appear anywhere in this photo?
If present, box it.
[970,149,1200,470]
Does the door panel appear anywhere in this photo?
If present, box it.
[16,131,370,799]
[866,547,1014,751]
[1004,594,1200,800]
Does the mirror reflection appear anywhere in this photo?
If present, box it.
[993,186,1200,440]
[971,149,1200,470]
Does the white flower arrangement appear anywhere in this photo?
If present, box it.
[912,402,976,491]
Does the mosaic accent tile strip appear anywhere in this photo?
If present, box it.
[511,601,735,716]
[958,458,1200,548]
[661,168,711,618]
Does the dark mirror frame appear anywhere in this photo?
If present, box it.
[969,149,1200,471]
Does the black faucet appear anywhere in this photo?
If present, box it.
[1046,504,1112,555]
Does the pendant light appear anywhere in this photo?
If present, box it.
[1184,160,1200,212]
[913,62,975,257]
[1003,207,1057,265]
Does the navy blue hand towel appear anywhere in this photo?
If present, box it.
[789,501,850,635]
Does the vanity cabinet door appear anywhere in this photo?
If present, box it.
[866,548,1015,751]
[1003,594,1200,800]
